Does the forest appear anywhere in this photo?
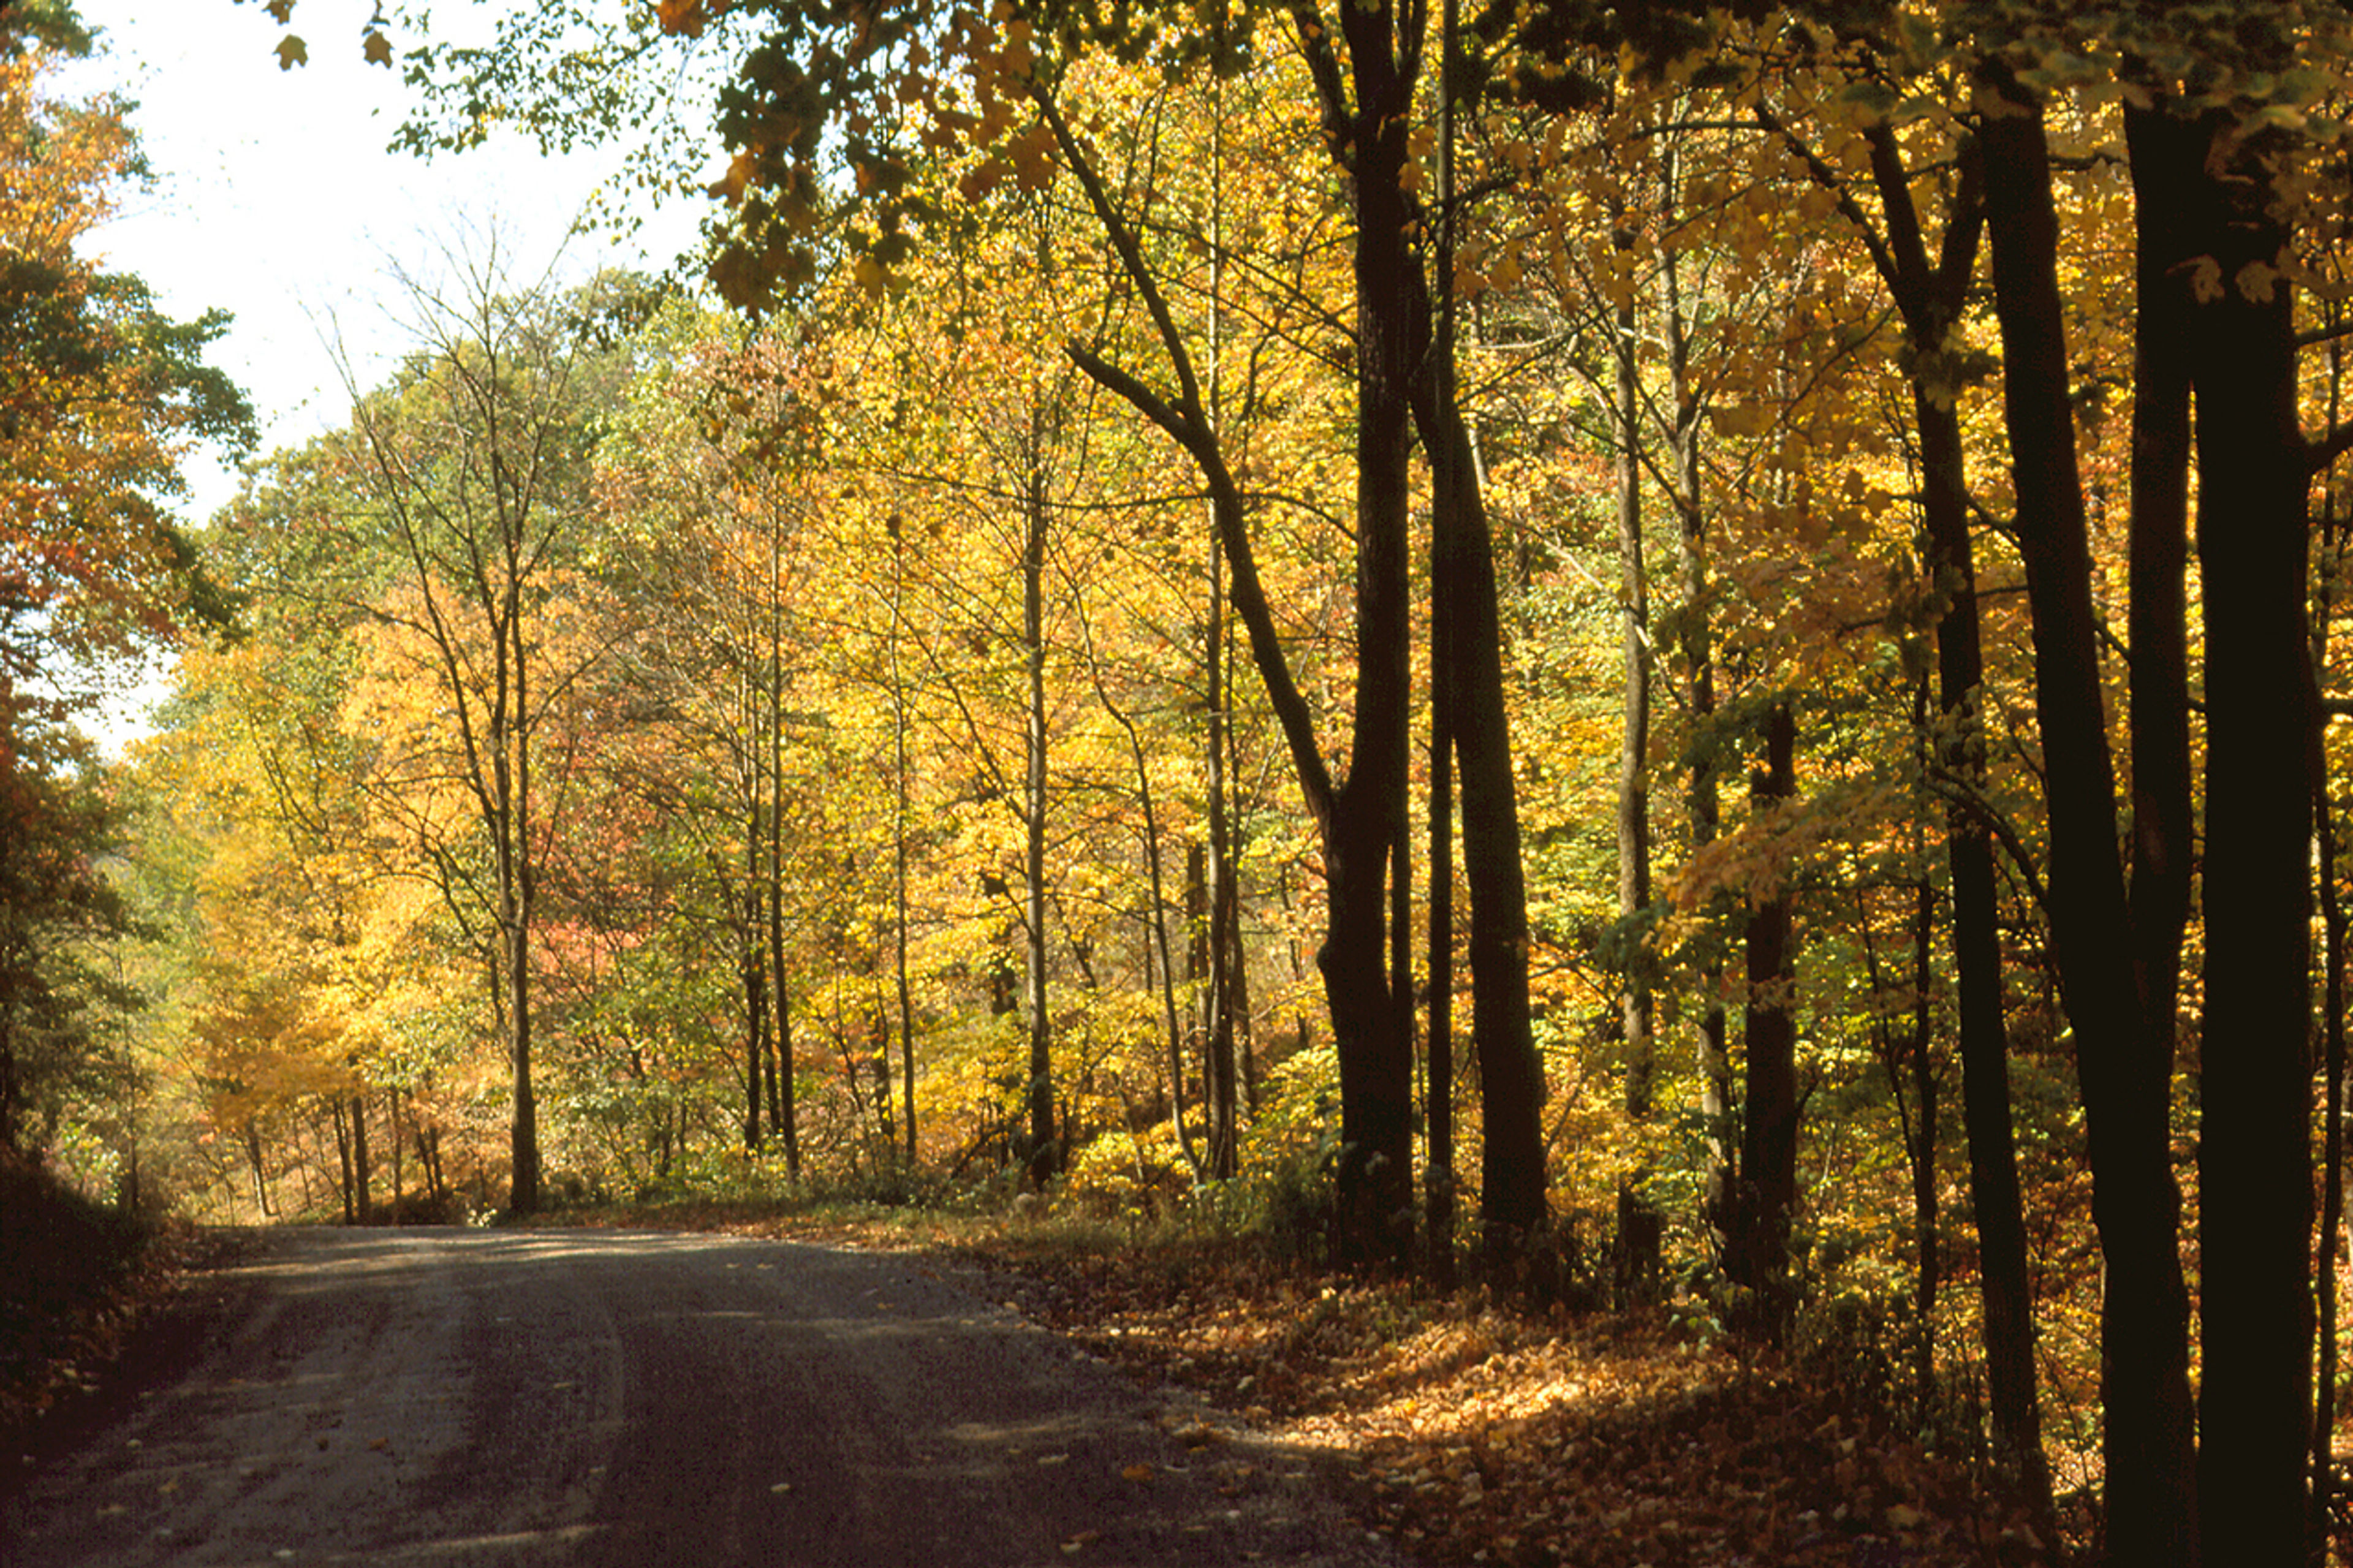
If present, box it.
[6,0,2352,1560]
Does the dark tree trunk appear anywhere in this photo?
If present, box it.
[332,1100,355,1224]
[1848,112,2051,1515]
[1733,699,1797,1341]
[1406,49,1545,1257]
[1023,471,1055,1178]
[1306,0,1419,1265]
[1918,376,2048,1507]
[1901,837,1937,1412]
[1977,74,2196,1565]
[2120,105,2196,1100]
[1199,110,1243,1186]
[1202,545,1242,1181]
[2170,112,2315,1562]
[1427,599,1458,1289]
[1415,338,1546,1252]
[349,1093,372,1224]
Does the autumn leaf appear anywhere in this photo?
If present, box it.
[656,0,707,37]
[1007,122,1057,192]
[275,34,309,70]
[363,29,394,68]
[266,0,296,21]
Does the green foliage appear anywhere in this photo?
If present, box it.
[0,709,143,1156]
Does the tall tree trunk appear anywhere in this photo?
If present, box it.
[1658,212,1730,1243]
[2120,105,2196,1127]
[1977,73,2196,1564]
[1844,112,2051,1513]
[765,539,797,1171]
[1406,33,1545,1256]
[1733,700,1797,1342]
[388,1088,404,1224]
[1897,808,1938,1415]
[1200,68,1243,1184]
[1295,0,1420,1263]
[1917,375,2050,1507]
[1423,0,1461,1293]
[1416,320,1546,1254]
[2172,110,2315,1562]
[1202,518,1242,1181]
[1609,235,1659,1300]
[744,882,768,1150]
[1427,595,1458,1289]
[349,1091,372,1224]
[1023,468,1055,1179]
[773,967,799,1178]
[889,521,916,1165]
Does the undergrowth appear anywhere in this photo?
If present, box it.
[0,1151,180,1446]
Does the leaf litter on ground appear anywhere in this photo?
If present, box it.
[947,1237,2057,1568]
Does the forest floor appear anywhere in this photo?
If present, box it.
[542,1200,2066,1568]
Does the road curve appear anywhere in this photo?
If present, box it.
[2,1227,1411,1568]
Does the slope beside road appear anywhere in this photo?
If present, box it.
[2,1227,1412,1567]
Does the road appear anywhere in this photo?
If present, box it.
[2,1227,1411,1567]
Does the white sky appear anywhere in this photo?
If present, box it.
[59,0,716,520]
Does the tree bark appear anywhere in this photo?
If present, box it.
[1608,238,1659,1300]
[1733,699,1797,1341]
[349,1092,373,1224]
[1022,468,1055,1178]
[2170,110,2315,1563]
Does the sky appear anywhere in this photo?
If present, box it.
[59,0,716,520]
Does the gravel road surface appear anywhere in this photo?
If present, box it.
[2,1227,1412,1567]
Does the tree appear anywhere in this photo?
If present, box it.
[0,709,138,1153]
[0,18,246,1164]
[338,248,616,1215]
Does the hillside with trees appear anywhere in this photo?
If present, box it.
[14,0,2353,1561]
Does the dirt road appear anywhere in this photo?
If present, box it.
[2,1227,1409,1567]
